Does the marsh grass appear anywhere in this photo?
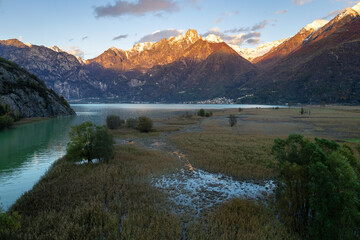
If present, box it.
[110,117,198,139]
[187,199,298,240]
[170,133,277,180]
[10,145,183,240]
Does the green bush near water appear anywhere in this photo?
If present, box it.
[197,109,213,117]
[126,118,137,129]
[106,115,124,129]
[66,121,115,163]
[137,116,153,133]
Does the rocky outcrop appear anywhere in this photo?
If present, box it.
[0,58,75,118]
[0,39,107,100]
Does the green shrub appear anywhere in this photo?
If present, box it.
[126,118,137,129]
[0,115,14,130]
[106,115,123,129]
[137,116,153,133]
[197,109,205,117]
[300,108,304,115]
[229,114,237,127]
[0,207,21,239]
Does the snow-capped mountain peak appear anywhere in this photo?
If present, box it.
[303,19,329,31]
[351,2,360,14]
[229,38,287,62]
[50,46,64,53]
[204,34,224,43]
[336,2,360,19]
[128,42,154,54]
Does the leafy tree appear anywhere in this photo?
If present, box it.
[106,115,123,129]
[66,121,114,163]
[229,114,237,127]
[137,116,153,133]
[272,134,360,239]
[93,126,115,163]
[126,118,137,129]
[197,109,205,117]
[0,206,21,239]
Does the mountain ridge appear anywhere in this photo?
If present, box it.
[0,3,359,104]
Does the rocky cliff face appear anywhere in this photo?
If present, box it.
[0,39,108,100]
[0,58,75,118]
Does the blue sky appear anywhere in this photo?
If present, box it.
[0,0,358,59]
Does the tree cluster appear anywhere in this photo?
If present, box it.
[106,115,124,129]
[66,122,114,163]
[197,109,213,117]
[272,134,360,239]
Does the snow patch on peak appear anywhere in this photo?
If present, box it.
[351,2,360,14]
[109,46,119,51]
[230,38,287,62]
[303,19,329,31]
[130,42,154,53]
[205,34,223,43]
[50,46,63,52]
[184,29,201,44]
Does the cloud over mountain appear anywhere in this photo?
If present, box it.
[137,29,183,43]
[113,34,129,40]
[293,0,313,6]
[94,0,179,17]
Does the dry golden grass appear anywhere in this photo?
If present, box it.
[11,145,183,240]
[170,133,277,180]
[187,199,298,240]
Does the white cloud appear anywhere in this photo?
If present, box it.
[293,0,314,5]
[273,10,288,15]
[94,0,179,18]
[66,46,84,58]
[137,29,183,43]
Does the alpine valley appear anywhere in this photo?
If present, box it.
[1,3,360,104]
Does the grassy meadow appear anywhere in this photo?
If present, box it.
[5,105,360,239]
